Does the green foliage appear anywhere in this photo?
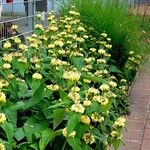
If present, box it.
[60,0,141,72]
[0,9,141,150]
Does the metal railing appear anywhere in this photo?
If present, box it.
[0,0,150,49]
[0,0,59,48]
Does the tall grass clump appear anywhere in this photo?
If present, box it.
[60,0,140,71]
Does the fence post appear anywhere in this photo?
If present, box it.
[28,0,35,31]
[51,0,55,10]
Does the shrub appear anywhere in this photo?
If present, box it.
[60,0,141,76]
[0,9,140,150]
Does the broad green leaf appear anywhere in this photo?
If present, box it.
[2,103,17,126]
[113,139,122,150]
[32,80,42,94]
[53,108,65,129]
[14,128,25,141]
[71,57,84,70]
[30,142,39,150]
[39,128,55,150]
[67,113,80,133]
[24,84,44,109]
[82,73,103,83]
[18,82,28,98]
[109,65,122,74]
[23,118,36,143]
[1,122,14,148]
[9,79,19,98]
[67,138,82,150]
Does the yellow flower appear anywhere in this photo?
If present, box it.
[32,73,42,80]
[83,100,92,107]
[109,81,117,88]
[69,10,80,16]
[3,41,11,49]
[97,59,106,64]
[13,36,21,44]
[35,24,44,30]
[3,54,13,62]
[11,24,18,30]
[0,143,5,150]
[93,95,109,105]
[7,74,15,79]
[3,63,11,69]
[83,79,91,84]
[80,115,91,125]
[129,51,134,55]
[90,48,96,52]
[77,26,85,32]
[76,37,84,43]
[49,25,58,31]
[83,133,95,144]
[18,57,27,63]
[63,71,80,81]
[54,40,64,47]
[46,84,59,91]
[68,92,80,102]
[62,127,67,137]
[98,49,106,55]
[48,44,55,48]
[0,113,6,124]
[101,33,107,38]
[19,44,27,50]
[100,84,110,91]
[36,13,42,19]
[0,92,6,104]
[30,56,40,64]
[71,103,85,113]
[68,131,76,138]
[87,87,99,95]
[105,44,112,49]
[30,43,38,49]
[111,131,119,138]
[113,116,126,128]
[91,113,104,123]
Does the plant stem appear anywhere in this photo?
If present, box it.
[62,140,67,150]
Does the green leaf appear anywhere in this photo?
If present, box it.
[1,122,14,148]
[71,57,84,70]
[24,84,44,109]
[3,103,17,126]
[82,73,103,83]
[39,128,55,150]
[109,65,122,74]
[23,118,36,143]
[53,108,65,129]
[9,79,19,98]
[30,142,39,150]
[18,82,28,98]
[113,139,122,150]
[14,128,25,141]
[67,138,82,150]
[67,113,80,133]
[32,80,42,94]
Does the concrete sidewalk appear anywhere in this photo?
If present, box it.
[120,59,150,150]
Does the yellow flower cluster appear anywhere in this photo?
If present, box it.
[47,84,60,91]
[0,143,5,150]
[63,71,80,81]
[82,133,95,144]
[0,113,6,124]
[0,92,6,104]
[62,127,76,138]
[113,116,126,128]
[71,103,85,113]
[32,73,42,80]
